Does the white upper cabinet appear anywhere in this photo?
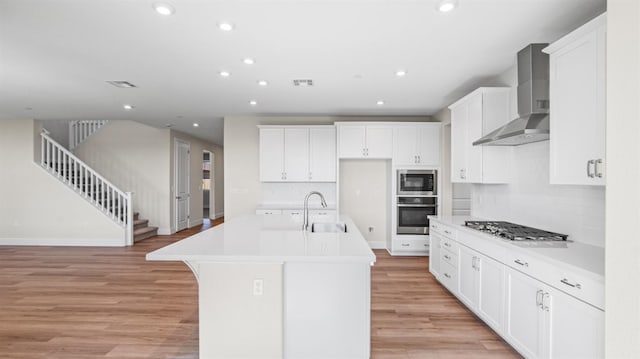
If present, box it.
[545,14,606,186]
[309,127,336,182]
[449,87,512,183]
[393,123,441,166]
[259,126,335,182]
[337,123,393,159]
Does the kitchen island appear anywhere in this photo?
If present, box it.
[146,214,376,359]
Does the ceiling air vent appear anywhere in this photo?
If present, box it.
[293,79,314,87]
[106,81,137,88]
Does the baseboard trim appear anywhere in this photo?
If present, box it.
[214,211,224,219]
[190,218,204,227]
[0,237,124,247]
[157,227,172,235]
[367,241,387,249]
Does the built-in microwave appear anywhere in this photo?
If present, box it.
[397,169,437,196]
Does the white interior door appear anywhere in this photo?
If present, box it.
[175,139,190,232]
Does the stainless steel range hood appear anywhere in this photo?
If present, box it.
[473,44,550,146]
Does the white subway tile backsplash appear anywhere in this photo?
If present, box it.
[471,141,605,247]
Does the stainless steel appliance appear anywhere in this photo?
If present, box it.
[397,196,437,235]
[464,221,567,241]
[397,169,437,195]
[473,43,551,146]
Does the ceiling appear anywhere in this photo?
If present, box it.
[0,0,606,146]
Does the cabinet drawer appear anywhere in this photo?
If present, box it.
[395,238,429,252]
[551,269,604,310]
[308,210,337,223]
[430,221,457,239]
[282,209,304,222]
[256,209,283,215]
[506,251,556,282]
[440,261,458,293]
[440,236,459,254]
[441,248,458,268]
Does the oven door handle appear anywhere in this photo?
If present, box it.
[397,204,438,207]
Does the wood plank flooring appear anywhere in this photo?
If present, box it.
[0,218,520,359]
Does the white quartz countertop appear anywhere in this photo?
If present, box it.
[429,215,604,282]
[146,214,376,264]
[256,204,337,210]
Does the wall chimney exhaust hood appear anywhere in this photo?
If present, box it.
[473,44,550,146]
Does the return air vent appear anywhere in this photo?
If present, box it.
[106,81,137,88]
[293,79,314,87]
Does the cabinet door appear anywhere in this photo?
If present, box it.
[260,128,285,181]
[477,253,505,333]
[338,126,366,158]
[366,126,393,158]
[284,128,309,181]
[546,287,604,359]
[450,103,468,183]
[309,128,336,182]
[549,26,605,185]
[457,246,478,309]
[466,93,483,183]
[505,268,544,359]
[429,233,442,278]
[393,126,418,165]
[416,123,441,166]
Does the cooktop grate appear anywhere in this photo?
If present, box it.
[464,221,568,241]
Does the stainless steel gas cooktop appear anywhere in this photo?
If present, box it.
[464,221,568,241]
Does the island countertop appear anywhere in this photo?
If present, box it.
[146,214,376,264]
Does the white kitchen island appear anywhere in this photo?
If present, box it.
[146,214,376,359]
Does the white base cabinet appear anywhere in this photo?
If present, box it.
[429,219,604,359]
[505,267,604,359]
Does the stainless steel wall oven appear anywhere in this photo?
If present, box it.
[396,196,437,235]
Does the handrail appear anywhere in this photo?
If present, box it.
[40,130,133,245]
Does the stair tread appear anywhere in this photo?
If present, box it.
[134,226,158,235]
[133,219,148,225]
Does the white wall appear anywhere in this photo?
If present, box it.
[339,160,390,246]
[73,120,172,233]
[606,1,640,356]
[0,119,122,245]
[41,119,70,148]
[468,63,605,247]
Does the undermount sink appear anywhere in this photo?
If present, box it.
[310,222,348,233]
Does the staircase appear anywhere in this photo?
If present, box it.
[39,128,157,245]
[133,212,158,242]
[69,120,109,150]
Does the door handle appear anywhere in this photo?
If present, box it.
[176,196,182,199]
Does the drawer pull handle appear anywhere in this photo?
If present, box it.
[444,230,452,235]
[444,242,451,248]
[444,273,451,279]
[444,254,451,260]
[401,243,410,247]
[514,259,529,267]
[560,278,582,289]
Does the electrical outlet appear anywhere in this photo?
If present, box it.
[253,279,264,296]
[368,226,374,232]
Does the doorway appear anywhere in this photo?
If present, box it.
[202,150,215,226]
[174,138,190,232]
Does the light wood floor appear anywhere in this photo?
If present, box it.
[0,218,520,359]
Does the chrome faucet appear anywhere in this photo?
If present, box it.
[303,191,327,231]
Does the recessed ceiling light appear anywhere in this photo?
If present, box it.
[249,100,258,106]
[153,2,175,15]
[243,58,255,65]
[257,80,268,86]
[395,70,407,77]
[376,100,385,106]
[165,123,173,128]
[218,22,234,31]
[193,123,199,127]
[219,71,231,77]
[123,104,134,110]
[437,0,458,12]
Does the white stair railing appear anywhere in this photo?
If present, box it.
[41,129,133,245]
[69,120,109,150]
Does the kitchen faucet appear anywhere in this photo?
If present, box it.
[303,191,327,231]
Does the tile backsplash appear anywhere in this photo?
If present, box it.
[471,141,605,247]
[261,182,337,208]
